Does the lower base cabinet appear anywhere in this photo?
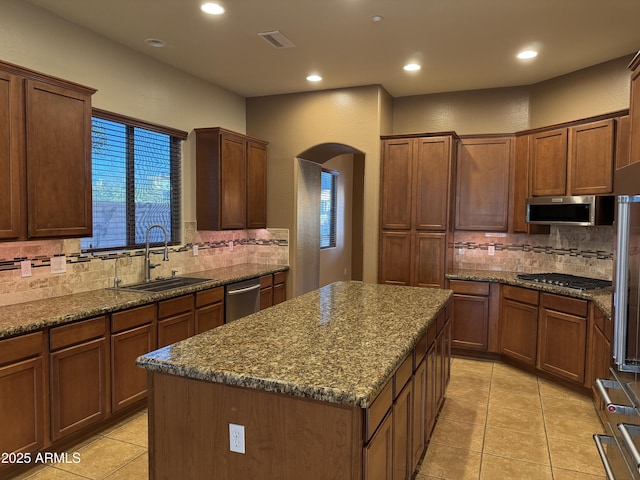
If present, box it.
[49,316,109,441]
[364,412,393,480]
[0,332,45,456]
[500,286,539,365]
[195,287,224,333]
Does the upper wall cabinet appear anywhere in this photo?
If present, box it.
[530,119,614,197]
[455,136,513,231]
[195,127,268,231]
[0,61,95,241]
[628,52,640,166]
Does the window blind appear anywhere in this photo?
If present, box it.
[320,169,337,249]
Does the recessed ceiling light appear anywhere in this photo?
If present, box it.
[403,63,421,72]
[372,15,383,22]
[145,38,166,48]
[201,2,225,15]
[307,74,322,82]
[517,49,538,60]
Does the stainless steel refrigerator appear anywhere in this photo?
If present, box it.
[595,162,640,479]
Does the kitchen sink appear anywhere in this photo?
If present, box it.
[111,277,216,293]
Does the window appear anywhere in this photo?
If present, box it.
[320,169,338,249]
[81,110,187,251]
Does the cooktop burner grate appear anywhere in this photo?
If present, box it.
[516,273,612,291]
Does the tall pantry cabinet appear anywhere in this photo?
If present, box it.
[378,134,456,288]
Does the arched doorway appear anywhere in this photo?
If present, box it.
[295,143,365,296]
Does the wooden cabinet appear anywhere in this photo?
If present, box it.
[455,136,513,231]
[0,60,95,241]
[567,119,614,195]
[537,293,588,383]
[111,304,157,412]
[49,316,108,441]
[450,280,495,352]
[195,127,268,230]
[530,128,568,196]
[195,287,224,333]
[364,411,393,480]
[500,285,539,366]
[393,377,413,480]
[411,357,426,473]
[512,135,550,234]
[273,271,287,305]
[158,295,195,348]
[379,134,455,288]
[586,304,612,396]
[0,332,45,456]
[616,115,631,169]
[628,52,640,166]
[260,274,273,309]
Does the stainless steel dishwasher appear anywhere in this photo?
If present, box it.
[225,277,261,322]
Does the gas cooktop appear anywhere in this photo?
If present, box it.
[516,273,612,291]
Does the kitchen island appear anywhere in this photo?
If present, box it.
[137,281,453,480]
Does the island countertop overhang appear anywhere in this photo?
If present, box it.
[136,281,453,408]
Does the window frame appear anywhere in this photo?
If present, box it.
[320,168,338,250]
[82,109,188,252]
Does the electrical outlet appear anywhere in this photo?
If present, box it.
[21,260,32,278]
[488,245,495,256]
[50,255,67,274]
[229,423,245,454]
[193,244,199,256]
[458,248,465,255]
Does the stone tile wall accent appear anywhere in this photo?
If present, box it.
[453,225,614,280]
[0,224,289,306]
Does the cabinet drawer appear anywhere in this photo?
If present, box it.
[394,353,413,397]
[0,331,43,366]
[158,295,194,319]
[365,379,392,442]
[541,293,588,317]
[273,271,287,285]
[111,304,156,333]
[449,280,490,296]
[195,287,224,308]
[259,274,273,289]
[50,316,106,351]
[503,285,539,305]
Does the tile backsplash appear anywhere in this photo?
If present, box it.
[0,224,288,307]
[453,225,614,280]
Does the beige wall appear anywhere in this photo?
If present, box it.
[529,55,632,128]
[246,86,387,291]
[0,0,246,228]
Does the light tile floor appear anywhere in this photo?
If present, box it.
[17,357,606,479]
[416,357,607,480]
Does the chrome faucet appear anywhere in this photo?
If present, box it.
[145,224,169,282]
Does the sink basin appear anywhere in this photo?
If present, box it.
[111,277,215,293]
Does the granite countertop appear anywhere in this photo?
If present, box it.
[137,281,453,409]
[0,263,288,340]
[446,269,613,318]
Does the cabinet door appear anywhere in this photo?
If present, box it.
[512,135,529,233]
[411,359,426,472]
[364,411,393,480]
[381,138,413,230]
[273,281,286,305]
[25,79,92,238]
[158,312,194,348]
[246,140,267,229]
[530,128,567,196]
[455,137,512,231]
[195,302,224,334]
[425,342,437,439]
[0,70,22,240]
[393,381,413,480]
[379,231,412,286]
[568,119,614,195]
[414,232,445,288]
[589,323,611,399]
[537,307,587,383]
[0,357,44,454]
[260,286,273,310]
[616,115,631,170]
[451,294,489,351]
[112,324,155,412]
[629,59,640,166]
[220,133,247,229]
[414,136,452,231]
[50,337,108,440]
[500,299,538,365]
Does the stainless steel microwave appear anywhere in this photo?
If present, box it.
[525,195,615,226]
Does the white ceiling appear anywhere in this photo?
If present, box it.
[25,0,640,98]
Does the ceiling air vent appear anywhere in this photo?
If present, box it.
[258,30,295,49]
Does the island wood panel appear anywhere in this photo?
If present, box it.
[148,372,363,480]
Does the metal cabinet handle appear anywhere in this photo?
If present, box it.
[596,378,637,416]
[593,434,617,480]
[619,423,640,474]
[227,284,261,295]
